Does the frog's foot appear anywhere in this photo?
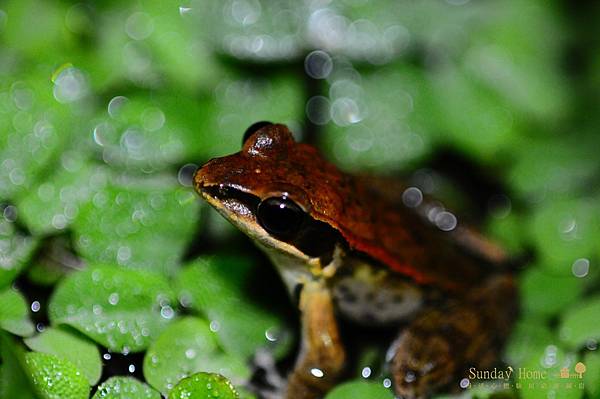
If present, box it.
[285,280,346,399]
[389,306,476,399]
[389,275,517,399]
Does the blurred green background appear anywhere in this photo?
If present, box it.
[1,0,599,398]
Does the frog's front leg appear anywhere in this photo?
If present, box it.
[285,280,346,399]
[390,275,517,399]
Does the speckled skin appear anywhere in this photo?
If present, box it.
[194,124,518,399]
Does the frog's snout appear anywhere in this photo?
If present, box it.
[193,158,221,193]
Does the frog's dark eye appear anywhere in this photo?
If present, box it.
[243,121,273,145]
[257,196,304,240]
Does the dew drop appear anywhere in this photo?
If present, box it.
[265,327,279,342]
[9,167,25,185]
[141,107,165,131]
[177,163,198,187]
[304,50,333,79]
[209,320,221,332]
[107,96,129,118]
[310,368,324,378]
[3,205,17,222]
[52,67,88,104]
[572,258,590,278]
[361,367,371,378]
[108,292,120,305]
[51,214,68,229]
[125,12,154,40]
[541,345,558,368]
[435,211,457,231]
[306,96,331,125]
[179,6,192,15]
[160,305,174,319]
[117,246,132,263]
[402,187,423,208]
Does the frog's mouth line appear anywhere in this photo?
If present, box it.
[199,184,260,212]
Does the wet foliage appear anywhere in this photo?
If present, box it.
[1,1,600,398]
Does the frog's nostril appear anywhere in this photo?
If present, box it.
[242,121,273,145]
[193,163,213,188]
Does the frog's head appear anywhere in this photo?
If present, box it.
[194,122,349,287]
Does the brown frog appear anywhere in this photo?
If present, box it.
[193,122,518,399]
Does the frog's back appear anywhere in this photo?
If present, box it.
[331,173,500,294]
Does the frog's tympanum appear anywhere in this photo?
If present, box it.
[194,123,518,399]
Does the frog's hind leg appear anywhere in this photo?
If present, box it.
[285,280,346,399]
[390,275,517,399]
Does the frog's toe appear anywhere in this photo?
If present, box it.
[391,328,456,398]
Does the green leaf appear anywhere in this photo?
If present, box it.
[504,319,555,366]
[583,352,600,399]
[1,0,68,59]
[177,256,292,360]
[559,296,600,349]
[0,287,34,336]
[143,317,249,396]
[92,377,161,399]
[508,137,598,198]
[25,351,90,399]
[465,3,569,121]
[73,173,199,276]
[529,197,599,273]
[0,68,81,200]
[0,333,37,399]
[518,345,583,399]
[325,381,394,399]
[168,372,239,399]
[0,217,38,288]
[24,327,102,385]
[89,96,188,171]
[520,267,584,318]
[236,386,258,399]
[428,64,517,159]
[90,92,213,167]
[322,64,432,173]
[48,266,177,353]
[486,212,530,255]
[16,155,104,235]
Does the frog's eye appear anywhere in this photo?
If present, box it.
[243,121,273,145]
[257,196,304,240]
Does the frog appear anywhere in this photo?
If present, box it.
[193,122,518,399]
